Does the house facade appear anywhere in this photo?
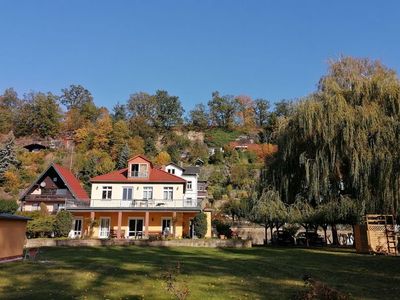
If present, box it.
[19,163,90,213]
[67,155,211,239]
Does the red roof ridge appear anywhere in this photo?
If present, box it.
[90,166,186,183]
[52,163,89,200]
[127,154,153,165]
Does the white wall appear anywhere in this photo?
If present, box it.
[90,183,185,201]
[165,165,183,177]
[181,174,198,200]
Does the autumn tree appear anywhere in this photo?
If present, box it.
[154,151,171,166]
[235,95,255,131]
[92,109,113,151]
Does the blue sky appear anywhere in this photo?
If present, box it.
[1,1,399,112]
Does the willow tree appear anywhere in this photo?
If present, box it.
[265,57,400,219]
[249,189,288,243]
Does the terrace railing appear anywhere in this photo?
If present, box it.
[89,198,199,208]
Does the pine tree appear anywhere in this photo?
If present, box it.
[117,143,131,170]
[0,132,19,181]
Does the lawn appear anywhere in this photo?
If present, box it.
[0,246,399,300]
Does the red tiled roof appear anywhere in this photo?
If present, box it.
[90,167,186,183]
[53,163,90,201]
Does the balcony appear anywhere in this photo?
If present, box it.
[88,198,199,208]
[131,171,148,178]
[25,194,72,202]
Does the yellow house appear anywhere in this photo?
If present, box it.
[68,155,211,239]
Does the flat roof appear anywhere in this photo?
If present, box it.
[0,213,31,221]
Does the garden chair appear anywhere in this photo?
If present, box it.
[24,247,40,261]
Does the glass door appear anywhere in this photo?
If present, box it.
[73,219,82,237]
[128,218,144,238]
[99,218,110,238]
[162,218,172,236]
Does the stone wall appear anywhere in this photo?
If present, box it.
[26,238,252,249]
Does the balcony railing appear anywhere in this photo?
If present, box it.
[88,198,199,208]
[131,171,148,178]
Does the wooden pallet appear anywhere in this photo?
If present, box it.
[366,215,398,255]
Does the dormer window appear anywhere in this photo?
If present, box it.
[130,163,148,178]
[167,168,175,175]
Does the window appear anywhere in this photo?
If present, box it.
[73,219,82,237]
[186,181,192,190]
[143,187,153,200]
[162,218,172,235]
[56,189,67,195]
[131,163,148,177]
[122,187,133,200]
[32,203,39,211]
[185,198,193,206]
[128,218,144,237]
[163,187,173,200]
[167,168,175,174]
[102,186,112,199]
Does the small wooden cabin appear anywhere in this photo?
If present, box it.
[0,214,31,262]
[354,215,398,255]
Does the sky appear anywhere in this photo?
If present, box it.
[1,1,400,112]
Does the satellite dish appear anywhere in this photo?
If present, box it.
[40,182,46,187]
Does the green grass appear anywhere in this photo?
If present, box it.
[0,246,399,299]
[204,128,242,147]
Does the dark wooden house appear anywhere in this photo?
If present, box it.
[19,163,89,213]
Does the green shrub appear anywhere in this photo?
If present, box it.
[193,212,208,238]
[0,199,19,214]
[54,210,73,237]
[17,211,55,238]
[213,219,232,238]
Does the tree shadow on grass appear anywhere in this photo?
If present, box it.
[1,245,399,299]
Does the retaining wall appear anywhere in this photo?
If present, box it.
[26,238,252,249]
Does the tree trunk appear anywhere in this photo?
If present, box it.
[264,224,268,245]
[331,224,339,246]
[270,226,274,244]
[351,224,356,249]
[322,225,328,246]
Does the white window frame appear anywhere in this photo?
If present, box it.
[163,187,173,200]
[122,186,133,200]
[99,217,111,238]
[128,217,144,238]
[131,163,149,178]
[72,217,83,237]
[102,186,112,200]
[161,217,173,234]
[143,187,153,200]
[186,181,192,190]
